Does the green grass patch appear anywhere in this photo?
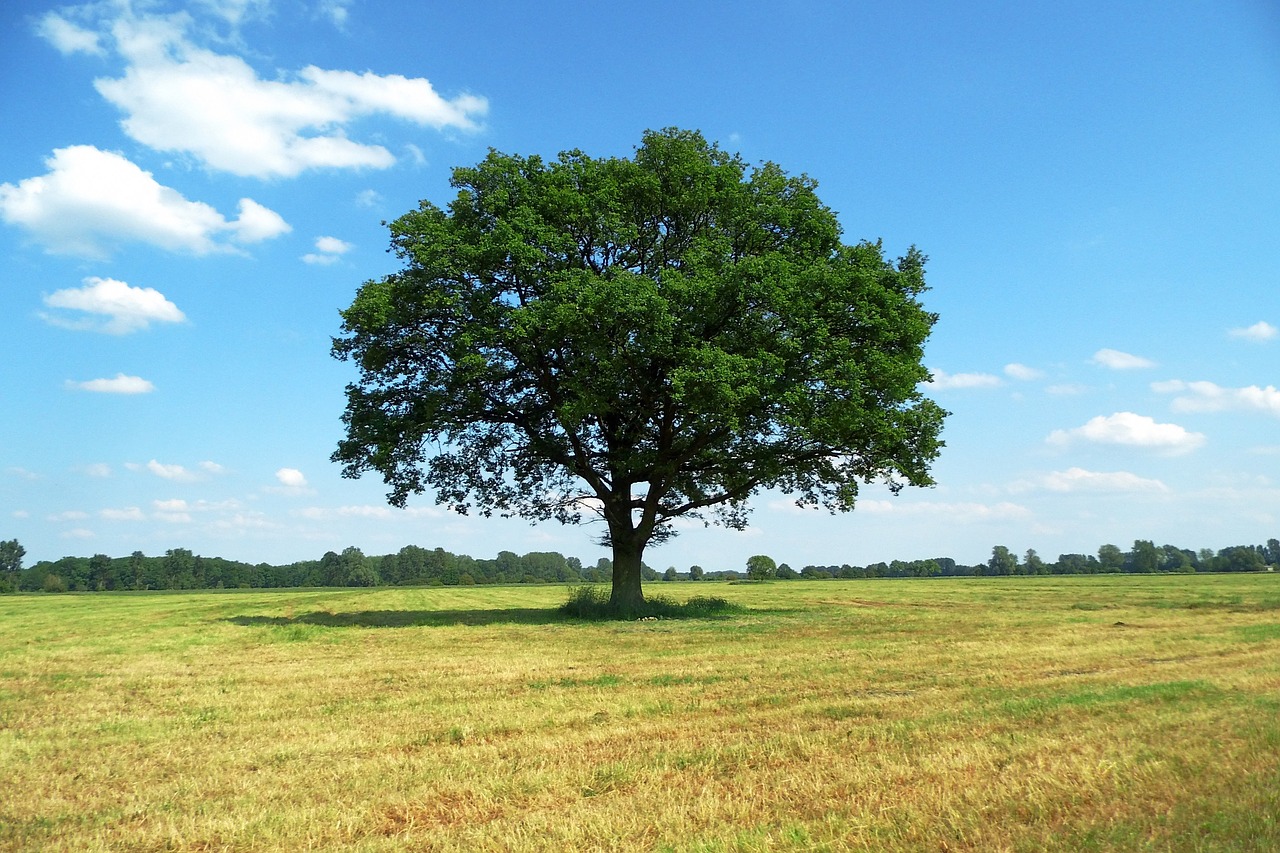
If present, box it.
[558,585,746,620]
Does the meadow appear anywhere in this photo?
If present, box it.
[2,574,1278,851]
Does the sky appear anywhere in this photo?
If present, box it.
[2,0,1279,572]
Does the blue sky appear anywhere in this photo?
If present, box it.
[3,0,1278,571]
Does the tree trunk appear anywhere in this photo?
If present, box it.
[609,532,647,615]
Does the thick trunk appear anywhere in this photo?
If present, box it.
[609,532,647,614]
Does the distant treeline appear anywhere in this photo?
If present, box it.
[1,537,1277,593]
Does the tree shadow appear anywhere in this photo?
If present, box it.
[227,607,566,629]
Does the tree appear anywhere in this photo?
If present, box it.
[987,545,1017,576]
[1098,544,1124,573]
[0,539,23,592]
[1129,539,1159,573]
[688,564,704,582]
[746,554,777,581]
[663,566,678,582]
[333,128,946,612]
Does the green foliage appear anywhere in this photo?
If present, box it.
[746,554,777,581]
[559,585,743,621]
[1,540,24,589]
[333,127,946,608]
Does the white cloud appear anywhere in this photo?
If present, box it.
[42,276,186,334]
[296,504,443,520]
[37,12,105,55]
[1092,348,1156,370]
[67,373,156,394]
[1045,383,1088,396]
[84,463,113,478]
[1040,467,1168,493]
[147,459,195,480]
[197,0,269,27]
[61,528,96,540]
[1153,380,1280,417]
[101,506,146,521]
[0,146,289,258]
[275,467,308,488]
[315,236,352,254]
[318,0,351,28]
[1047,411,1205,454]
[154,499,189,512]
[1228,321,1277,342]
[302,235,353,265]
[89,14,487,178]
[856,499,1032,522]
[355,189,382,208]
[1004,363,1044,381]
[926,369,1002,390]
[48,510,89,521]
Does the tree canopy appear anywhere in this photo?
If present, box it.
[332,128,947,611]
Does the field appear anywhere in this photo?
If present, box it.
[2,575,1279,851]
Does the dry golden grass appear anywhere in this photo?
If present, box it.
[2,574,1278,851]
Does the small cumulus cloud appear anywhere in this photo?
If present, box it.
[0,146,289,258]
[1004,363,1044,381]
[1153,380,1280,418]
[42,276,186,334]
[355,189,382,208]
[47,510,89,521]
[66,373,155,394]
[84,463,113,478]
[275,467,309,488]
[147,460,195,480]
[319,0,352,28]
[37,12,105,55]
[302,235,353,265]
[100,506,146,521]
[1047,412,1205,455]
[856,499,1032,522]
[1228,321,1277,342]
[296,504,442,520]
[1040,467,1168,493]
[1092,348,1156,370]
[926,369,1002,390]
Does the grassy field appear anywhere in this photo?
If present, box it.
[2,574,1279,851]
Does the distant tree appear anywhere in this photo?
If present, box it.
[1023,549,1046,575]
[0,539,23,592]
[1055,553,1097,575]
[1129,539,1159,573]
[331,128,946,613]
[663,567,678,582]
[688,564,704,581]
[746,554,777,581]
[1217,545,1267,573]
[987,545,1017,576]
[776,562,799,580]
[1160,544,1194,573]
[1266,538,1280,566]
[1098,544,1124,573]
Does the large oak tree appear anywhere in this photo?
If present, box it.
[333,129,946,611]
